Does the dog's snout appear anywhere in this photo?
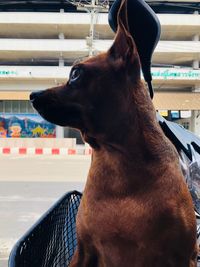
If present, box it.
[30,90,44,102]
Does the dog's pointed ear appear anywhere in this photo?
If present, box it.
[108,0,140,72]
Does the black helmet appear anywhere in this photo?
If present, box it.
[108,0,161,98]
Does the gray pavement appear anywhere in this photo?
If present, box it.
[0,155,91,267]
[1,155,200,267]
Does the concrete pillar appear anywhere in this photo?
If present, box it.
[193,85,200,93]
[56,125,64,138]
[191,110,196,133]
[58,33,65,67]
[192,34,199,69]
[59,33,65,39]
[191,111,200,137]
[59,58,64,66]
[58,31,64,66]
[193,60,199,69]
[186,12,199,135]
[191,84,200,135]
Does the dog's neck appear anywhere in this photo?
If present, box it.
[84,84,177,197]
[85,83,168,162]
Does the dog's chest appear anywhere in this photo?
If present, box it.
[77,194,151,242]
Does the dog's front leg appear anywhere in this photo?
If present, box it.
[69,242,98,267]
[69,247,82,267]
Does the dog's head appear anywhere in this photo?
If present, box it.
[30,0,142,147]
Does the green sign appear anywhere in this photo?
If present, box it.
[151,69,200,80]
[0,70,18,75]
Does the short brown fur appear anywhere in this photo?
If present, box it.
[31,0,197,266]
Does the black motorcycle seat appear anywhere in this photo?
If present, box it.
[109,0,161,98]
[157,113,200,161]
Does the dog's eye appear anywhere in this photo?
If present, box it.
[69,68,81,83]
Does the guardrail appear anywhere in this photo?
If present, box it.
[0,138,92,156]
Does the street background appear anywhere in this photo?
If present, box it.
[0,154,91,267]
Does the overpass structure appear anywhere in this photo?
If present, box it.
[0,0,199,135]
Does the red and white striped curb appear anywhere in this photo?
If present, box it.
[0,147,92,156]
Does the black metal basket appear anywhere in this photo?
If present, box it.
[8,190,82,267]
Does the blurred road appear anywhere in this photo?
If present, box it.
[1,155,199,267]
[0,155,91,267]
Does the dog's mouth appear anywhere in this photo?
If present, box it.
[30,91,85,128]
[30,92,48,121]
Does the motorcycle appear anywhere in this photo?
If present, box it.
[9,0,200,265]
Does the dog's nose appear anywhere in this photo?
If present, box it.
[30,90,43,102]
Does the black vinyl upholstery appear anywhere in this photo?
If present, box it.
[108,0,161,98]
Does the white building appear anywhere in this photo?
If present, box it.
[0,0,199,139]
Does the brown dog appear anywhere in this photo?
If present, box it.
[30,0,197,266]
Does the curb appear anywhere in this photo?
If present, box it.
[0,147,92,156]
